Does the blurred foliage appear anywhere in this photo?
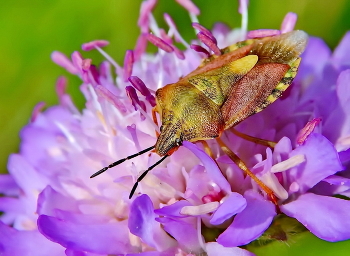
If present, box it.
[0,0,350,255]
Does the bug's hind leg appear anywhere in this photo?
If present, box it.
[216,137,278,205]
[231,128,276,148]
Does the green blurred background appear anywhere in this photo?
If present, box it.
[1,0,350,254]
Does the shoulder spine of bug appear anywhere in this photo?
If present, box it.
[91,30,308,200]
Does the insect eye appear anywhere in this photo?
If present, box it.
[175,138,182,146]
[159,125,163,132]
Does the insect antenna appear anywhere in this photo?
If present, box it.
[90,145,155,178]
[129,155,168,199]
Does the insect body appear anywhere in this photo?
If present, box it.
[155,30,307,156]
[91,30,308,200]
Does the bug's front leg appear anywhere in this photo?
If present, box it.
[152,107,160,137]
[216,137,278,205]
[200,140,215,159]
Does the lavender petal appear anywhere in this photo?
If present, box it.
[210,192,247,225]
[288,133,343,193]
[281,193,350,241]
[157,217,202,253]
[206,242,256,256]
[38,214,131,254]
[183,141,231,193]
[0,221,64,255]
[217,190,276,247]
[128,195,176,251]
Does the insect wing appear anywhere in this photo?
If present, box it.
[221,30,308,129]
[188,55,258,105]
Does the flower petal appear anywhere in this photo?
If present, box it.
[154,200,192,218]
[128,194,176,251]
[288,133,343,193]
[281,193,350,241]
[38,214,131,254]
[37,186,80,216]
[0,221,64,256]
[183,141,231,193]
[206,242,256,256]
[217,190,276,246]
[157,217,202,253]
[332,31,350,71]
[210,193,247,225]
[0,174,19,196]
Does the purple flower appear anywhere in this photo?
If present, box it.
[2,0,350,255]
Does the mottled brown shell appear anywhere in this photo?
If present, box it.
[154,30,308,156]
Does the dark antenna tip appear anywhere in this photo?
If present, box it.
[128,155,168,199]
[129,183,139,199]
[90,167,108,178]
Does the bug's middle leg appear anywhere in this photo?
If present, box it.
[230,128,276,148]
[216,137,278,205]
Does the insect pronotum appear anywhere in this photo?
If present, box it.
[90,30,308,202]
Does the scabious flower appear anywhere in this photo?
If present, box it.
[1,0,350,255]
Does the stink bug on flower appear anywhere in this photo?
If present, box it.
[90,30,308,202]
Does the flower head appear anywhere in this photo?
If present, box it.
[2,0,350,255]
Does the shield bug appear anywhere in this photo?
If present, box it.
[90,30,308,202]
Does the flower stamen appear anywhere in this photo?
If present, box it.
[123,50,134,82]
[129,76,156,106]
[146,33,174,53]
[271,154,306,173]
[280,12,298,33]
[180,202,219,216]
[196,32,221,56]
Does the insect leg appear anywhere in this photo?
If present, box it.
[129,155,168,199]
[200,140,215,159]
[216,137,277,205]
[231,128,276,148]
[152,107,160,137]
